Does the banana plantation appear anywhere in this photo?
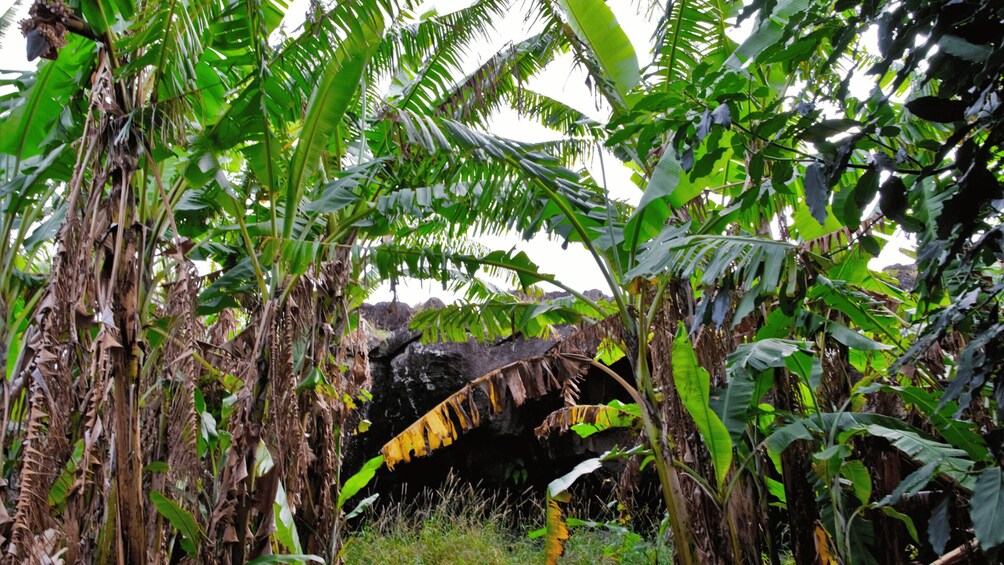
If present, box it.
[0,0,1002,562]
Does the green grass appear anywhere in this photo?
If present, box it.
[562,526,672,564]
[340,479,671,564]
[342,512,538,564]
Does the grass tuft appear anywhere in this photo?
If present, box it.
[340,475,671,564]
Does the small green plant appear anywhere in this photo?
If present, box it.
[561,519,672,565]
[504,458,529,485]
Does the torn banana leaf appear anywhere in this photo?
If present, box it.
[535,400,640,439]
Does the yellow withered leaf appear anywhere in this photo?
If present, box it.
[534,403,640,439]
[447,395,470,429]
[544,491,571,565]
[424,408,454,450]
[813,522,837,565]
[485,377,503,413]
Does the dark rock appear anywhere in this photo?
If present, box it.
[417,297,446,311]
[358,301,414,331]
[362,330,566,456]
[884,263,918,290]
[349,297,635,499]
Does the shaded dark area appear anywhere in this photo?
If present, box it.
[346,299,656,527]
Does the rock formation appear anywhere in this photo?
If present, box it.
[350,298,634,496]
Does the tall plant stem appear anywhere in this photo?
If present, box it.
[634,317,697,565]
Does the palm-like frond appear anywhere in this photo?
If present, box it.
[807,276,905,348]
[652,0,732,82]
[304,148,542,240]
[370,242,555,293]
[525,138,596,165]
[208,0,396,149]
[411,295,616,343]
[514,89,601,138]
[0,0,24,42]
[121,0,221,137]
[431,31,561,128]
[283,9,387,238]
[362,111,613,239]
[370,0,508,82]
[626,223,805,294]
[275,0,394,107]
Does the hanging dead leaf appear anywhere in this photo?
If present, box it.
[544,491,571,565]
[814,522,837,565]
[534,403,640,439]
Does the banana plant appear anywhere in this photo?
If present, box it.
[0,0,595,560]
[2,0,1001,563]
[373,1,990,563]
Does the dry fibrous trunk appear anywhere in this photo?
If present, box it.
[204,320,261,563]
[648,286,767,564]
[209,306,302,565]
[90,138,146,562]
[4,240,363,563]
[205,254,363,563]
[5,56,133,561]
[773,362,819,565]
[144,263,203,563]
[107,220,146,565]
[0,49,364,561]
[7,218,82,559]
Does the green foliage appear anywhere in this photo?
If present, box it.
[972,468,1004,552]
[274,482,303,554]
[3,0,1004,561]
[337,455,385,510]
[284,11,385,239]
[671,326,732,490]
[150,491,201,556]
[569,400,641,439]
[560,522,672,564]
[47,440,83,508]
[553,0,639,102]
[718,339,809,441]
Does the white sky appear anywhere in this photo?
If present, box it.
[0,1,31,71]
[0,0,912,306]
